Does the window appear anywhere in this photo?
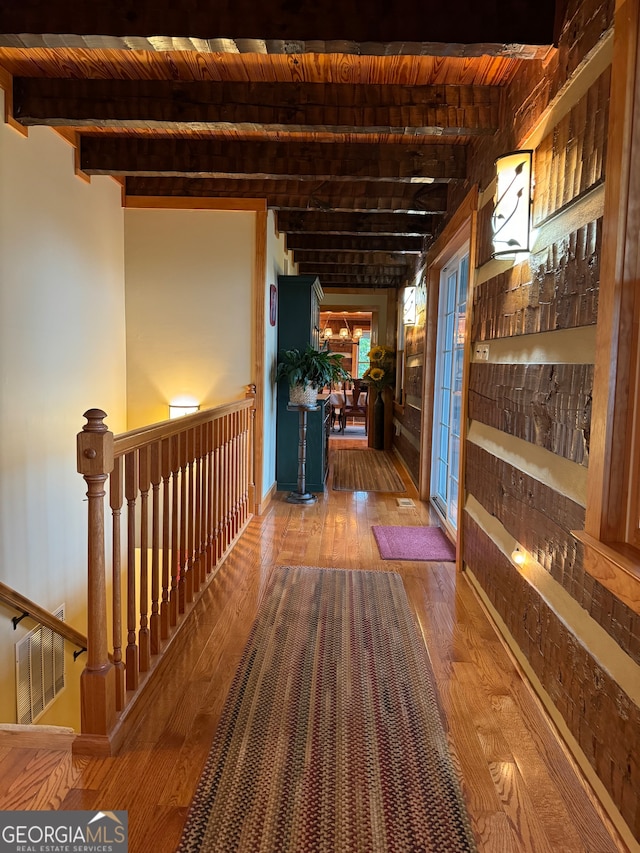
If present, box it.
[357,333,371,378]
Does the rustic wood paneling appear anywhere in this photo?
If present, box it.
[404,364,424,401]
[405,329,424,359]
[560,0,615,81]
[466,442,640,664]
[464,513,640,841]
[399,401,422,434]
[472,219,602,340]
[458,0,613,209]
[468,362,593,464]
[466,440,584,572]
[534,71,610,222]
[393,432,420,486]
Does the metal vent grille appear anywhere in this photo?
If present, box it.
[396,498,415,508]
[15,606,66,725]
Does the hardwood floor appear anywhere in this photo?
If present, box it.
[0,439,629,852]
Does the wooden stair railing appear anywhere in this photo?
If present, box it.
[0,581,87,653]
[76,390,256,754]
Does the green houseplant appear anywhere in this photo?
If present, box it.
[276,344,351,405]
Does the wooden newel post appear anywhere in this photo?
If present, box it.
[77,409,116,737]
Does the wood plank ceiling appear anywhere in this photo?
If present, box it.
[0,2,557,290]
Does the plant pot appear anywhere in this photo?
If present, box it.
[289,383,318,406]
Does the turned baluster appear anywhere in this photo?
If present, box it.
[138,445,151,672]
[185,427,195,604]
[76,409,116,736]
[222,414,231,553]
[200,422,210,579]
[124,450,139,691]
[240,407,248,524]
[247,391,257,512]
[213,418,222,565]
[222,414,230,555]
[169,434,180,627]
[193,424,204,590]
[150,442,161,655]
[109,456,125,712]
[178,431,188,613]
[160,437,172,639]
[230,412,239,538]
[206,420,215,573]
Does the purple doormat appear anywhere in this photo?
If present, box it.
[372,525,456,561]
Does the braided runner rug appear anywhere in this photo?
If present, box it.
[332,449,406,492]
[178,566,477,853]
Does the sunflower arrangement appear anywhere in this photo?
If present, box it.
[362,344,395,391]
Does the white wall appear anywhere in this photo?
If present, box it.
[0,94,127,729]
[124,208,254,429]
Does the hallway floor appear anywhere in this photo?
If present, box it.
[0,441,629,852]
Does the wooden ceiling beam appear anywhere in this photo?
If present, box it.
[293,250,417,265]
[297,263,410,277]
[124,177,449,214]
[286,234,423,252]
[13,78,499,136]
[0,2,557,51]
[276,211,435,236]
[80,136,466,181]
[310,274,405,287]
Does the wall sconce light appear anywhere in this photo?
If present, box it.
[169,402,200,419]
[492,150,533,257]
[511,545,526,566]
[403,286,417,326]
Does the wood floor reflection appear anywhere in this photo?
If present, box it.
[0,442,628,852]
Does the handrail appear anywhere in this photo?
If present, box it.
[0,581,87,650]
[113,398,254,455]
[76,390,256,751]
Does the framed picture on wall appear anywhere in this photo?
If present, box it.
[270,284,277,326]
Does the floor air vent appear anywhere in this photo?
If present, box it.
[15,605,66,725]
[397,498,415,507]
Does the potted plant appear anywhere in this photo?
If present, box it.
[276,344,351,405]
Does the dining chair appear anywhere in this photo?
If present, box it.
[341,379,368,433]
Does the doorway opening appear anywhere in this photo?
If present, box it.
[321,310,372,442]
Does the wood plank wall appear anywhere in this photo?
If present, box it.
[454,0,640,842]
[392,279,426,485]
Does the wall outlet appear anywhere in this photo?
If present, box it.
[475,344,489,361]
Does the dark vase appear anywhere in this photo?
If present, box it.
[373,391,385,450]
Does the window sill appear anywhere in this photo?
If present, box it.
[572,530,640,615]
